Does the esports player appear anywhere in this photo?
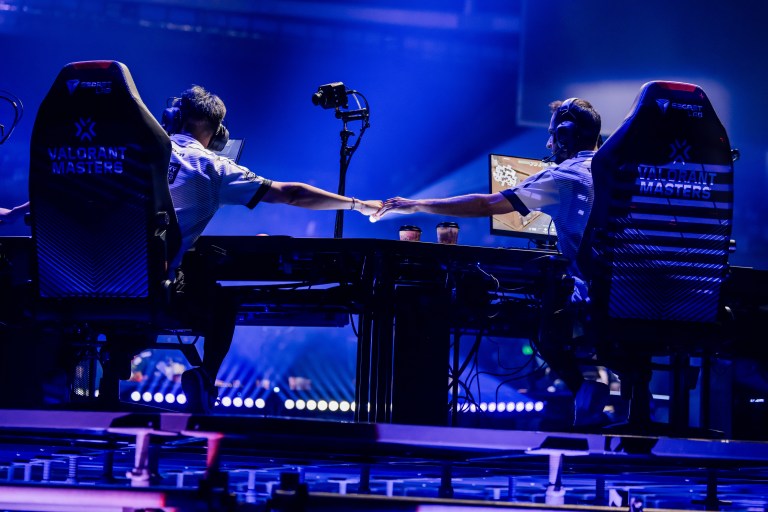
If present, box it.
[0,86,381,413]
[372,98,610,428]
[164,85,382,413]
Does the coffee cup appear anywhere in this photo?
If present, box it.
[436,221,459,244]
[399,225,422,241]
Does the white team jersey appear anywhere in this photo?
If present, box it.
[167,133,271,270]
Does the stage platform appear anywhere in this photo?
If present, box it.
[1,408,768,511]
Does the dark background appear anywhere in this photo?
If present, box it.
[0,0,765,424]
[1,0,764,265]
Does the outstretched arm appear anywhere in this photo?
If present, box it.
[372,193,512,221]
[0,201,29,225]
[262,181,382,215]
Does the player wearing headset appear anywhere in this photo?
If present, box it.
[372,98,609,428]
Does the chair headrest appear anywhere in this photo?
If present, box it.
[602,80,731,166]
[33,60,162,151]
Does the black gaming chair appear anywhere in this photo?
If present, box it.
[579,81,736,434]
[28,60,199,407]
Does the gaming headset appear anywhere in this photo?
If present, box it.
[551,97,601,161]
[552,97,581,159]
[162,97,229,152]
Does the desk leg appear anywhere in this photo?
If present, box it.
[354,308,372,423]
[354,253,395,424]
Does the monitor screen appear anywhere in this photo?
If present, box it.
[489,154,557,246]
[215,138,245,163]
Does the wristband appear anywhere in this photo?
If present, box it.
[350,197,357,210]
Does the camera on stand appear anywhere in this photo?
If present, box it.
[311,82,348,110]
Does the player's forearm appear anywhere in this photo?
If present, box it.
[416,194,499,217]
[266,182,351,210]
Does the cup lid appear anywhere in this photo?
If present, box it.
[399,225,422,232]
[436,221,459,229]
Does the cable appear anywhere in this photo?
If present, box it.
[349,312,359,338]
[339,89,370,165]
[0,90,23,145]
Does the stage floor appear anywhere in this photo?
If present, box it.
[1,408,768,511]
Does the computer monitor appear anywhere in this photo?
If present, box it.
[215,138,245,163]
[489,154,557,247]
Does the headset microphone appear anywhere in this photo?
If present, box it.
[542,152,557,163]
[543,133,570,164]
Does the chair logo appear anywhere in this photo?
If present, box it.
[65,80,112,95]
[668,139,690,163]
[656,99,670,114]
[66,80,80,95]
[75,118,96,141]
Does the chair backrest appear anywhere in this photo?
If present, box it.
[29,60,181,319]
[582,81,734,329]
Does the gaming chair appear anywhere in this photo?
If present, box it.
[580,80,736,434]
[28,60,199,407]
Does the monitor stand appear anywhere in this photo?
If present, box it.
[533,239,557,251]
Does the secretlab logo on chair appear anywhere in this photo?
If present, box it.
[66,79,113,95]
[45,119,127,175]
[656,98,704,118]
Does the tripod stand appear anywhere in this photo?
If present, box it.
[333,104,369,238]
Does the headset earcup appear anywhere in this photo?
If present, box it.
[555,120,578,155]
[161,107,182,135]
[207,123,229,152]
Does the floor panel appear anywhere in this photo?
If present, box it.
[1,409,767,511]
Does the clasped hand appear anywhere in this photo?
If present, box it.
[370,197,416,222]
[354,199,384,216]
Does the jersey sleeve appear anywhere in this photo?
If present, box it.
[500,169,560,218]
[216,156,272,209]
